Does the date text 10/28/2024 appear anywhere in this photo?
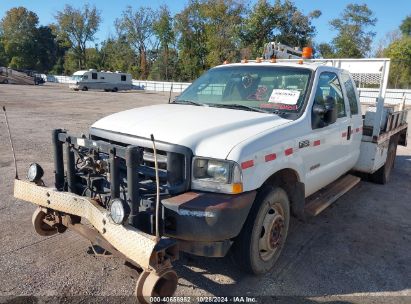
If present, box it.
[149,296,258,303]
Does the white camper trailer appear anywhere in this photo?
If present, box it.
[69,69,133,92]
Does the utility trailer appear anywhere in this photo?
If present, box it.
[9,46,408,302]
[0,67,43,85]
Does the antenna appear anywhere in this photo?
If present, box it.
[150,134,161,242]
[168,82,173,104]
[2,106,19,179]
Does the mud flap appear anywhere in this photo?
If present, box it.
[289,181,306,221]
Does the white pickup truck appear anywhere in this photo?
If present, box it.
[13,57,408,301]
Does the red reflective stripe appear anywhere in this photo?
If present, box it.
[342,132,347,137]
[241,160,254,169]
[313,140,321,146]
[284,148,293,156]
[265,153,277,162]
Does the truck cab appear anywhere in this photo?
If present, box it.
[13,56,408,301]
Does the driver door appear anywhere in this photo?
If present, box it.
[303,71,351,195]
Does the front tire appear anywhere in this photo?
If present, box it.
[231,186,290,274]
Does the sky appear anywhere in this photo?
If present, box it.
[0,0,410,50]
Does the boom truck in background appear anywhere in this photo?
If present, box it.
[12,43,408,302]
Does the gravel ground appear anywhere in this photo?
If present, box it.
[0,83,410,303]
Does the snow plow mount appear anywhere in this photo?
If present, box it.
[14,179,179,302]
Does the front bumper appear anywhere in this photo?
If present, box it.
[162,191,256,242]
[69,84,79,89]
[14,179,161,270]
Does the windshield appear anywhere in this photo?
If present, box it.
[72,75,86,81]
[176,66,312,114]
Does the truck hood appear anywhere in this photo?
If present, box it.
[91,104,291,159]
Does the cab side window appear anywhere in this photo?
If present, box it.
[341,73,359,115]
[315,72,345,117]
[312,72,346,129]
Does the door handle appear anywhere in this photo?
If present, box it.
[347,126,351,140]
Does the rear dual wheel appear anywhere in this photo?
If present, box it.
[231,186,290,274]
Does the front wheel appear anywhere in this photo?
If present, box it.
[231,186,290,274]
[32,208,58,236]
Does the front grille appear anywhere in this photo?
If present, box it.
[90,129,192,195]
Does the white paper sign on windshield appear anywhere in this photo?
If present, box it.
[268,89,300,105]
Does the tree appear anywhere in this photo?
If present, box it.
[317,42,335,58]
[153,5,175,80]
[0,37,8,67]
[384,37,411,88]
[240,0,274,57]
[241,0,320,58]
[35,26,60,73]
[273,0,320,48]
[374,30,402,57]
[55,4,101,69]
[329,3,376,58]
[174,0,208,81]
[0,7,39,69]
[100,36,138,77]
[400,15,411,37]
[201,0,245,66]
[115,6,156,79]
[86,46,102,69]
[47,23,71,74]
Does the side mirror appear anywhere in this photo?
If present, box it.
[313,104,327,116]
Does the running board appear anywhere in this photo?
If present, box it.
[304,174,361,216]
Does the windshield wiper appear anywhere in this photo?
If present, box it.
[208,103,270,113]
[173,100,205,106]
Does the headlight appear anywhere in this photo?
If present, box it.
[191,157,243,194]
[27,163,44,183]
[109,198,130,224]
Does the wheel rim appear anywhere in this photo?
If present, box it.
[258,202,285,261]
[32,208,58,236]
